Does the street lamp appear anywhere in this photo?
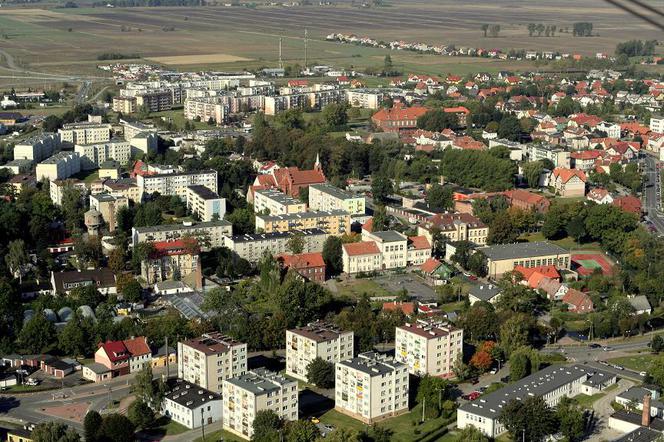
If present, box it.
[200,408,205,442]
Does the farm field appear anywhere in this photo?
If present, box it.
[0,0,661,85]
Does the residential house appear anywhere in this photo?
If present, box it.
[562,289,594,313]
[549,168,587,197]
[587,188,614,204]
[50,269,116,296]
[371,104,428,134]
[162,379,222,429]
[140,239,202,290]
[276,252,326,283]
[468,284,502,305]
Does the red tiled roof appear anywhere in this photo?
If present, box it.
[503,189,549,207]
[420,257,442,274]
[343,241,380,256]
[563,289,593,311]
[100,341,129,362]
[408,235,431,250]
[371,105,428,123]
[514,265,560,281]
[277,252,325,269]
[443,106,470,114]
[256,174,277,187]
[151,239,198,256]
[612,196,641,215]
[571,150,603,160]
[383,301,415,315]
[123,336,151,357]
[552,167,587,183]
[362,217,373,233]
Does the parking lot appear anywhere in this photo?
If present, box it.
[373,274,437,301]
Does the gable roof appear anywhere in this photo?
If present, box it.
[563,289,593,309]
[371,105,428,123]
[277,252,325,269]
[343,241,380,256]
[99,340,129,363]
[420,257,442,274]
[408,235,431,250]
[552,167,587,183]
[382,301,415,315]
[123,336,151,357]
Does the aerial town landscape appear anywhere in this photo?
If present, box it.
[0,0,663,441]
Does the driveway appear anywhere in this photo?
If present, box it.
[587,378,634,442]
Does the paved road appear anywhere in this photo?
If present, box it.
[642,155,664,233]
[587,378,634,442]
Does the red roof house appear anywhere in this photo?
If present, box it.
[277,252,326,282]
[371,104,428,134]
[612,195,641,215]
[562,289,594,313]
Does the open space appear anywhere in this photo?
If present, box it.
[608,354,658,372]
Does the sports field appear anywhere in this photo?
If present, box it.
[572,252,615,277]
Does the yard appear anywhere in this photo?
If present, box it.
[193,430,244,442]
[319,406,455,442]
[608,354,658,372]
[143,416,189,437]
[333,278,392,300]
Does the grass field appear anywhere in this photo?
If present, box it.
[334,279,392,299]
[0,0,662,86]
[608,354,658,372]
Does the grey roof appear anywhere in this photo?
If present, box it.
[133,220,231,234]
[369,230,407,243]
[227,228,326,243]
[225,368,295,396]
[257,210,349,223]
[163,293,210,320]
[143,169,216,179]
[611,410,664,434]
[309,183,358,200]
[628,295,652,312]
[255,188,302,206]
[155,280,189,291]
[40,151,78,164]
[336,351,405,377]
[613,427,661,442]
[617,387,664,409]
[459,364,613,420]
[85,362,112,374]
[479,241,569,261]
[468,284,501,301]
[164,379,221,410]
[187,185,220,200]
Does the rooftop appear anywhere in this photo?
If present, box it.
[257,210,349,223]
[368,230,407,243]
[398,321,458,339]
[165,379,221,410]
[39,151,78,164]
[227,228,327,243]
[479,241,569,261]
[309,183,359,200]
[225,368,295,396]
[180,332,244,355]
[337,351,405,377]
[133,220,231,234]
[468,284,501,301]
[289,321,349,342]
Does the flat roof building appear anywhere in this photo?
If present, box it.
[131,220,232,251]
[254,189,307,216]
[185,185,226,222]
[479,241,570,279]
[223,229,328,263]
[255,210,351,236]
[162,379,222,429]
[308,183,366,216]
[395,320,462,378]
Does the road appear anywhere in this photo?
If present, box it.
[642,155,664,233]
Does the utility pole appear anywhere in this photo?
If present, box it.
[421,396,426,423]
[304,28,308,69]
[201,408,205,442]
[279,37,283,69]
[165,335,169,380]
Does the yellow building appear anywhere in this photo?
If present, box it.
[152,345,177,368]
[255,210,351,236]
[308,183,366,216]
[7,427,34,442]
[480,241,571,279]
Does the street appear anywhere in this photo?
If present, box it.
[641,155,664,233]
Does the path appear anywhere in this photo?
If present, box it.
[587,378,634,441]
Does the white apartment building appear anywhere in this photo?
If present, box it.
[362,230,408,269]
[596,121,621,139]
[395,321,463,378]
[342,241,382,274]
[223,368,298,440]
[286,321,354,382]
[36,151,81,181]
[131,220,233,251]
[162,380,223,429]
[89,193,129,232]
[75,139,131,170]
[651,116,664,134]
[457,364,616,438]
[137,170,218,200]
[13,133,61,162]
[253,189,307,216]
[185,185,226,222]
[308,183,366,216]
[49,179,87,206]
[58,122,112,145]
[177,332,248,394]
[335,352,409,424]
[184,97,228,125]
[121,119,157,140]
[223,229,328,263]
[346,89,383,109]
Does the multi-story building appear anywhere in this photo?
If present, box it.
[342,241,382,274]
[548,167,587,197]
[136,90,173,112]
[103,178,141,203]
[58,122,112,145]
[480,241,571,279]
[362,230,408,269]
[264,89,344,116]
[308,183,365,216]
[137,170,218,200]
[184,97,228,125]
[75,139,131,170]
[253,189,307,215]
[418,213,488,246]
[223,369,298,440]
[255,210,351,236]
[277,252,326,282]
[395,321,463,378]
[121,120,157,141]
[13,132,61,162]
[185,185,226,222]
[346,89,384,109]
[526,144,571,168]
[178,332,247,393]
[49,178,87,206]
[93,336,151,378]
[89,193,128,232]
[406,235,432,266]
[223,229,328,263]
[335,352,409,424]
[36,151,81,181]
[132,220,232,251]
[112,96,137,114]
[650,115,664,134]
[0,159,33,175]
[286,321,354,382]
[457,364,616,438]
[140,238,202,289]
[371,104,428,134]
[162,379,222,429]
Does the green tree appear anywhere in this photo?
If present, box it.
[425,183,453,210]
[225,207,256,234]
[59,311,95,357]
[371,175,393,204]
[417,109,459,132]
[499,396,557,442]
[322,236,343,277]
[5,239,28,283]
[461,302,499,341]
[132,365,165,410]
[647,354,664,389]
[522,161,545,188]
[509,346,540,381]
[468,251,487,277]
[500,314,533,355]
[487,211,519,245]
[651,335,664,353]
[19,312,57,353]
[286,232,305,255]
[416,375,450,419]
[566,215,586,245]
[32,421,80,442]
[497,115,521,141]
[97,414,135,442]
[321,102,348,131]
[128,399,155,429]
[253,409,283,442]
[372,205,388,232]
[285,419,320,442]
[121,278,143,303]
[556,397,586,442]
[454,426,489,442]
[306,357,334,388]
[84,410,102,442]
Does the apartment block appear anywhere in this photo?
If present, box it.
[264,89,344,116]
[253,189,307,215]
[36,151,81,181]
[131,220,233,251]
[49,179,87,206]
[75,139,131,170]
[136,90,173,112]
[395,321,463,378]
[342,241,382,274]
[223,369,298,440]
[103,178,141,203]
[13,132,61,162]
[112,96,137,114]
[255,210,351,236]
[137,170,218,200]
[121,120,157,141]
[162,380,222,429]
[308,183,366,216]
[89,193,128,232]
[184,97,228,125]
[59,122,112,145]
[346,89,384,109]
[418,213,488,246]
[335,352,409,424]
[286,321,354,382]
[186,185,226,222]
[362,230,408,269]
[223,229,328,263]
[178,332,247,394]
[650,116,664,134]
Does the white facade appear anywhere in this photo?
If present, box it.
[308,183,366,216]
[186,185,226,222]
[362,231,408,269]
[36,151,81,181]
[59,122,112,145]
[13,133,61,162]
[596,121,621,138]
[177,333,247,394]
[224,229,328,263]
[75,139,131,170]
[162,380,223,429]
[137,170,218,200]
[335,352,409,424]
[254,189,307,216]
[131,220,233,251]
[49,179,87,206]
[286,322,354,382]
[346,89,383,109]
[395,321,463,377]
[223,369,298,440]
[650,116,664,134]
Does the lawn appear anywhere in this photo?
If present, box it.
[144,417,190,437]
[608,354,658,372]
[440,301,465,313]
[573,392,606,409]
[193,429,244,442]
[319,406,455,442]
[69,169,100,184]
[335,279,392,300]
[519,232,601,251]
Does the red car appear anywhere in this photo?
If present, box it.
[463,391,481,401]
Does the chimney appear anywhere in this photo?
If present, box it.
[642,394,651,427]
